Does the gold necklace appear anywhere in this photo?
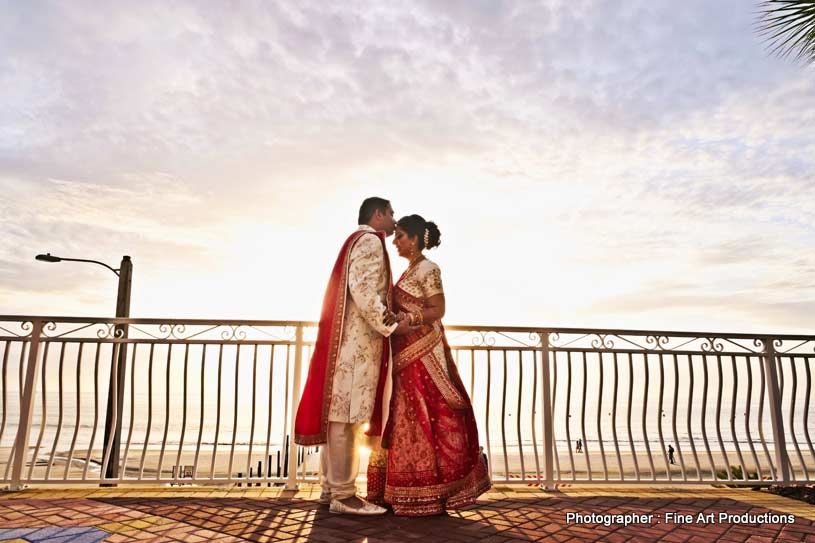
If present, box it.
[406,254,425,274]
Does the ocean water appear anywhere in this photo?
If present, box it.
[1,341,814,469]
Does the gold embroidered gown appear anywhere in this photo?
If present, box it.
[366,258,491,516]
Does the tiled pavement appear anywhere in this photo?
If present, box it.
[1,484,814,542]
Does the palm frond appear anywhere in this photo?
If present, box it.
[756,0,815,64]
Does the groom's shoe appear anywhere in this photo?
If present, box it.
[318,490,331,504]
[329,497,386,516]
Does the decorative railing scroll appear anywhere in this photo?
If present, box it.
[1,316,813,489]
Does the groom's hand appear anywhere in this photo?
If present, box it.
[383,310,406,326]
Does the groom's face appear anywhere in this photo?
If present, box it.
[374,204,397,236]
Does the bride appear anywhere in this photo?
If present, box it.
[367,214,490,516]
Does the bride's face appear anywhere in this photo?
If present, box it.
[393,227,418,259]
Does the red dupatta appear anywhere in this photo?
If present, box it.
[380,281,470,449]
[294,230,392,446]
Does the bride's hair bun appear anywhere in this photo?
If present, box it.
[423,221,441,250]
[396,214,442,250]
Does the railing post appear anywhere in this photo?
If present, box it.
[9,319,43,491]
[539,331,555,490]
[286,324,304,490]
[762,337,790,483]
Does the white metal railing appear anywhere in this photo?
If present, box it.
[1,316,813,490]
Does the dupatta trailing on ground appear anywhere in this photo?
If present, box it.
[294,230,391,446]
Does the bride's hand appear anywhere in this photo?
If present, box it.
[392,318,413,335]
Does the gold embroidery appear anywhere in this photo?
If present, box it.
[316,230,366,444]
[420,350,468,409]
[396,259,424,299]
[302,232,392,445]
[393,286,433,370]
[398,259,443,300]
[295,432,325,446]
[395,326,440,370]
[383,455,491,502]
[331,233,392,423]
[395,288,422,314]
[422,265,443,297]
[392,283,465,407]
[376,257,490,515]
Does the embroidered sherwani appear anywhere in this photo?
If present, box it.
[295,225,396,445]
[294,225,396,499]
[329,225,396,424]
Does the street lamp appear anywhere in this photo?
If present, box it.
[35,252,132,485]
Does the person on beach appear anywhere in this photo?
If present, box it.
[576,439,582,453]
[668,444,675,465]
[366,214,491,516]
[294,197,411,515]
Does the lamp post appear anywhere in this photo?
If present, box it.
[35,253,132,485]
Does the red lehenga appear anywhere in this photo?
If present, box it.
[366,259,490,516]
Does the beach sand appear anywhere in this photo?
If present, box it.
[2,445,812,484]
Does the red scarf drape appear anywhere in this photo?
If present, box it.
[294,230,391,446]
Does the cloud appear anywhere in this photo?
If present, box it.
[0,1,813,333]
[0,175,216,302]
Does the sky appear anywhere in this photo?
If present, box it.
[1,1,813,334]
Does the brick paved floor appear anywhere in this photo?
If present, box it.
[1,484,814,542]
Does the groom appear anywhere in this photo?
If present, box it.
[294,196,409,515]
